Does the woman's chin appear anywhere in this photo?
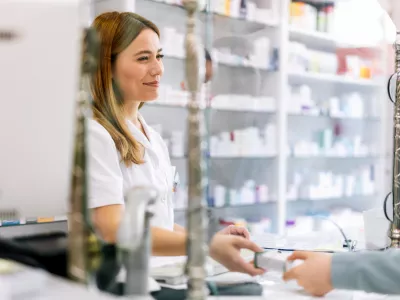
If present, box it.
[141,92,159,103]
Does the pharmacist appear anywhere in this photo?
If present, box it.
[88,11,264,276]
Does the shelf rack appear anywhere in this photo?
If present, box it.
[132,0,387,235]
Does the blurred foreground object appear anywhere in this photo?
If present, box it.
[182,0,209,299]
[388,32,400,248]
[68,25,101,284]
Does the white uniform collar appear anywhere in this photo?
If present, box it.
[126,113,152,149]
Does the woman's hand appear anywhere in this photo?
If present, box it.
[209,234,265,276]
[218,225,250,239]
[283,251,333,297]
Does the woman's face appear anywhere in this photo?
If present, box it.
[114,29,164,103]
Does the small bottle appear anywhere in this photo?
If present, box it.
[325,4,335,33]
[317,6,326,32]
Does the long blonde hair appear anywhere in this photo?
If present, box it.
[91,12,160,166]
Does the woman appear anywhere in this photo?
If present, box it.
[88,11,264,276]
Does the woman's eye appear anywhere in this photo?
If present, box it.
[157,54,164,60]
[138,56,149,61]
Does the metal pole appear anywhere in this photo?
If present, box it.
[182,0,208,299]
[389,32,400,248]
[68,27,101,284]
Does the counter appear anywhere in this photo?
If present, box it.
[3,265,398,300]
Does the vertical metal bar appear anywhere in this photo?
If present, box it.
[183,1,208,299]
[390,32,400,248]
[68,28,101,284]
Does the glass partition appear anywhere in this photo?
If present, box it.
[138,0,394,241]
[0,0,393,250]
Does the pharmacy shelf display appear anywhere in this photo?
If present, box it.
[285,0,387,235]
[134,0,387,235]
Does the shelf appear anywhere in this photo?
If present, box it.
[173,155,378,160]
[0,216,67,227]
[174,201,276,212]
[289,27,337,48]
[210,202,276,209]
[200,11,277,35]
[212,107,276,113]
[286,194,379,217]
[137,0,276,38]
[290,155,379,160]
[143,0,276,29]
[171,156,276,160]
[217,61,275,71]
[146,102,276,114]
[288,113,380,122]
[288,194,377,203]
[164,54,274,71]
[211,155,276,159]
[288,72,382,87]
[146,103,378,121]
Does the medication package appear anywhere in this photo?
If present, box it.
[254,250,303,273]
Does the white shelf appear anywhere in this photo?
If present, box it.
[174,201,276,212]
[211,202,276,209]
[288,71,382,87]
[289,27,337,47]
[290,155,379,159]
[171,155,375,160]
[164,54,274,71]
[288,113,380,121]
[171,156,276,159]
[211,155,277,159]
[146,102,276,113]
[137,0,277,36]
[288,193,377,203]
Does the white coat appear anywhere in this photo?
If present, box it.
[87,114,174,231]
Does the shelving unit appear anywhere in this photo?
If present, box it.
[288,71,383,86]
[133,0,387,235]
[289,27,337,45]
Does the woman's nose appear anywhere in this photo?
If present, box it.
[150,60,164,77]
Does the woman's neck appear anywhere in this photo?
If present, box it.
[124,101,141,127]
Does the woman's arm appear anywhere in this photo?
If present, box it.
[92,205,187,256]
[92,204,123,243]
[152,227,186,256]
[92,205,263,274]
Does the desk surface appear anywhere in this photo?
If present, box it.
[1,228,396,300]
[1,266,399,300]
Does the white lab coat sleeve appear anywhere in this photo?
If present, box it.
[87,120,124,208]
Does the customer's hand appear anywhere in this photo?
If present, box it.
[218,225,250,239]
[283,251,333,297]
[209,234,265,276]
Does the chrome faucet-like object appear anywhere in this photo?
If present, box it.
[117,186,158,296]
